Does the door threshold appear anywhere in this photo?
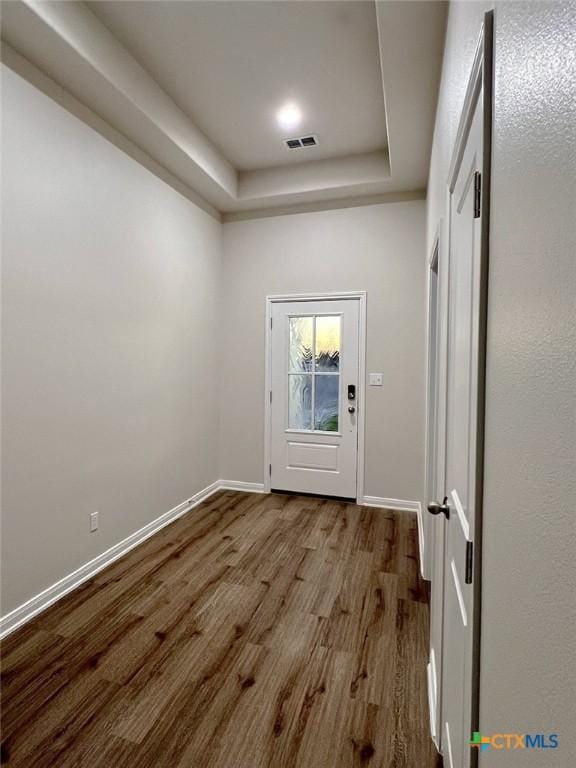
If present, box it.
[271,488,357,504]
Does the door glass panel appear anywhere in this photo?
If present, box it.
[288,374,312,429]
[315,315,340,371]
[289,317,313,372]
[314,374,339,431]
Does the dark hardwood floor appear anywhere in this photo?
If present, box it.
[0,490,440,767]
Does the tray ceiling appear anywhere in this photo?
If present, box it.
[1,1,447,218]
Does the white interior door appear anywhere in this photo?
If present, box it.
[437,84,484,768]
[269,298,360,499]
[426,242,445,749]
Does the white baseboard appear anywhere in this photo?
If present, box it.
[361,495,421,514]
[218,479,266,493]
[0,480,222,639]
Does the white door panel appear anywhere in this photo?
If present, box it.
[427,235,446,750]
[270,299,360,498]
[441,88,484,768]
[285,441,339,471]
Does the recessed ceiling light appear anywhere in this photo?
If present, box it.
[276,102,302,131]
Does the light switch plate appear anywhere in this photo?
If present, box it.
[369,373,383,386]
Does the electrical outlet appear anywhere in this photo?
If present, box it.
[90,511,99,532]
[369,373,383,386]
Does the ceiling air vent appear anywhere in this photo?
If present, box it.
[283,135,318,150]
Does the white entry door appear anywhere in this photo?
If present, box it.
[269,298,360,499]
[436,68,486,768]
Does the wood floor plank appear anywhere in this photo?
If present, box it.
[392,599,440,767]
[2,611,145,735]
[3,675,120,768]
[319,550,375,652]
[170,641,268,767]
[0,491,440,768]
[291,647,356,768]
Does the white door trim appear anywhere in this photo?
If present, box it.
[264,292,367,502]
[447,20,487,192]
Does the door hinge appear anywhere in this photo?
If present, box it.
[269,463,272,476]
[269,390,272,404]
[465,540,474,584]
[270,316,273,329]
[473,171,481,218]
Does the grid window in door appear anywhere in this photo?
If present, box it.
[288,315,341,432]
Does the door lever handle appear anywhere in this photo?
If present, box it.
[427,497,450,519]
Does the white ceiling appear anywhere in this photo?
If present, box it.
[88,0,388,172]
[0,1,447,218]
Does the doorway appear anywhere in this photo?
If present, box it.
[265,293,366,500]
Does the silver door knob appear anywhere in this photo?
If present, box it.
[427,497,450,519]
[348,406,356,413]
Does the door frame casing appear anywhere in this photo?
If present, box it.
[264,291,367,502]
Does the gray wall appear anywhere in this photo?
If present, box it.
[220,201,427,503]
[483,1,576,760]
[428,1,576,762]
[1,66,222,614]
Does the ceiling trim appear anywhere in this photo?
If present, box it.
[238,150,390,203]
[222,189,426,223]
